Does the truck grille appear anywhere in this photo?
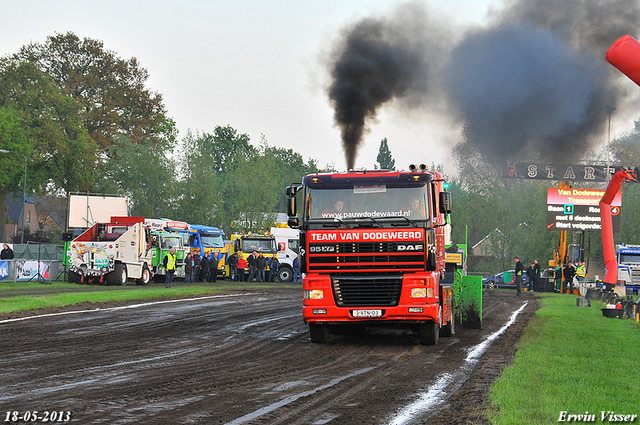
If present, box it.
[308,242,425,272]
[332,275,402,307]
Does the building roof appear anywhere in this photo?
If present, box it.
[5,193,36,224]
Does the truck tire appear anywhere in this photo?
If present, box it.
[418,322,439,345]
[68,271,82,284]
[309,323,330,343]
[277,266,293,282]
[136,265,151,286]
[107,264,127,286]
[440,304,455,337]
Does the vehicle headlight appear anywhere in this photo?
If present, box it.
[411,288,427,298]
[304,289,324,299]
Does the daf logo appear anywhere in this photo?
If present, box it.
[397,244,424,251]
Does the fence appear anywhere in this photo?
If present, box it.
[0,243,66,283]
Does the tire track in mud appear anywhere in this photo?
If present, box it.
[0,288,538,424]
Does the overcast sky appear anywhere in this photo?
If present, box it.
[1,0,633,174]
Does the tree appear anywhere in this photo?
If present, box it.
[0,61,95,241]
[94,135,178,219]
[376,138,395,170]
[10,32,172,151]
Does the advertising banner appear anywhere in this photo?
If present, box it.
[546,188,621,232]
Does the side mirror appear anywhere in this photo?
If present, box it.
[286,184,302,197]
[439,191,452,214]
[287,196,297,217]
[288,217,299,229]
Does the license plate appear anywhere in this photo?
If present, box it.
[352,309,382,318]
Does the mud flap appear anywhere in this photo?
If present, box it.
[460,275,482,329]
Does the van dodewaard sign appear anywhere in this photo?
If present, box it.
[504,163,639,182]
[546,188,621,232]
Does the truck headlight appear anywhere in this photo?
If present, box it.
[411,288,427,298]
[304,289,324,299]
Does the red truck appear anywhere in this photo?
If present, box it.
[286,165,454,344]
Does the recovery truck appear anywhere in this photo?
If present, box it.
[227,232,278,280]
[144,219,188,281]
[68,216,152,285]
[286,165,454,345]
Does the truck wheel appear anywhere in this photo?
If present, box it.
[68,271,82,284]
[107,264,127,286]
[418,322,439,345]
[440,305,455,337]
[136,265,151,286]
[277,266,293,282]
[309,323,330,343]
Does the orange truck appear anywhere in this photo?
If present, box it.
[286,165,455,344]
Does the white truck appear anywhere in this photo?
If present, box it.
[68,216,152,285]
[617,243,640,292]
[270,226,299,282]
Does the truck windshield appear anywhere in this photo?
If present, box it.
[242,239,276,253]
[619,253,640,264]
[161,236,182,249]
[201,235,225,248]
[306,185,429,223]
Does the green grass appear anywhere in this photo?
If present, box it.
[0,280,286,314]
[489,293,640,424]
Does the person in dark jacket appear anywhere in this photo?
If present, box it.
[257,253,267,282]
[193,253,201,282]
[200,253,210,283]
[533,259,541,292]
[184,252,193,283]
[267,256,279,282]
[1,243,14,260]
[208,254,218,283]
[514,256,523,297]
[563,263,576,294]
[227,253,238,281]
[247,251,258,282]
[526,263,535,292]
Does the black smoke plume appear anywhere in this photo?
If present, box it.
[327,4,447,170]
[325,0,640,169]
[443,0,640,165]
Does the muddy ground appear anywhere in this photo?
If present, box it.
[0,286,538,424]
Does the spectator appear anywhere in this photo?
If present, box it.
[184,252,193,283]
[563,263,576,294]
[193,252,202,282]
[514,256,523,297]
[1,243,14,260]
[554,264,563,292]
[268,256,280,282]
[533,259,541,292]
[526,263,535,292]
[257,253,267,282]
[576,261,586,283]
[209,253,218,283]
[247,251,259,282]
[228,253,238,281]
[237,255,247,282]
[293,254,301,284]
[201,253,210,283]
[163,247,177,288]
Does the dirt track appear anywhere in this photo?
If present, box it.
[0,286,537,424]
